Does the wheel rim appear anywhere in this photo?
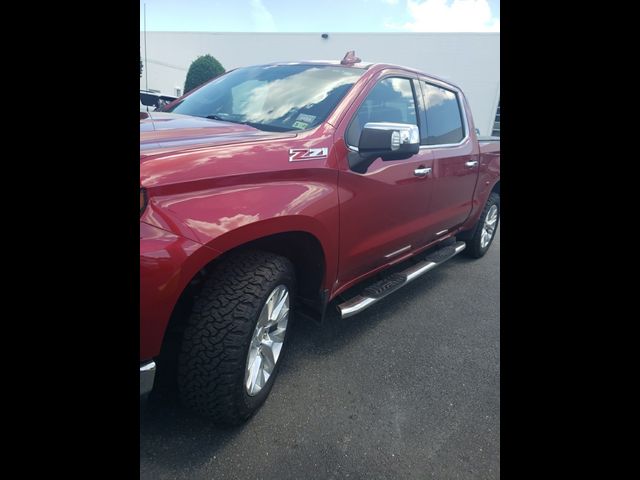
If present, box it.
[244,285,290,396]
[480,204,498,249]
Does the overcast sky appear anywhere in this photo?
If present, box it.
[140,0,500,33]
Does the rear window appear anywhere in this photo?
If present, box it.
[421,83,465,145]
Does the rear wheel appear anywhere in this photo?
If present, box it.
[463,192,500,258]
[178,250,295,425]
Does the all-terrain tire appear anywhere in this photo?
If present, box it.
[462,192,500,258]
[178,250,295,425]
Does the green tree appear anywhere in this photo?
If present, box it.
[184,55,225,94]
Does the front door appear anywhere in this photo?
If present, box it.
[335,75,435,290]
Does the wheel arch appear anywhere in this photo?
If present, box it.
[177,222,330,325]
[153,226,331,391]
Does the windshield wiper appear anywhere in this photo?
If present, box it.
[206,115,265,130]
[205,115,288,132]
[206,114,252,126]
[206,114,231,121]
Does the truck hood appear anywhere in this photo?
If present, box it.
[140,111,296,158]
[140,111,307,188]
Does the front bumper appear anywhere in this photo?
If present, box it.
[140,361,156,398]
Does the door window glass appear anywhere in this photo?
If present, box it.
[421,83,464,145]
[346,77,419,147]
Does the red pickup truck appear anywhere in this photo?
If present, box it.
[140,54,500,424]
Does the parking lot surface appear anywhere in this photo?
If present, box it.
[141,228,500,479]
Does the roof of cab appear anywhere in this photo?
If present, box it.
[254,60,374,69]
[249,60,462,90]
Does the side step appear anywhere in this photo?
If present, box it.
[337,240,466,319]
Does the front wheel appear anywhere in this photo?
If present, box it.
[463,192,500,258]
[178,250,295,425]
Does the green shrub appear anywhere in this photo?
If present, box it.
[184,55,225,94]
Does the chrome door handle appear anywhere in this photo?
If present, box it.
[465,160,479,168]
[414,167,432,177]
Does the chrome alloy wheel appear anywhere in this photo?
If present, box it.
[480,204,499,249]
[244,285,290,396]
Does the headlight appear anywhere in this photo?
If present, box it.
[140,188,147,216]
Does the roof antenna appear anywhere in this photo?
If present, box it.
[340,50,361,66]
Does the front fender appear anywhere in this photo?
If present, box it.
[141,171,340,290]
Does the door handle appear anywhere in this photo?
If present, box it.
[414,167,432,177]
[465,160,479,168]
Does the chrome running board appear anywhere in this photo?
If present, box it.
[337,241,466,319]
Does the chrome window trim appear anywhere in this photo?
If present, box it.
[418,78,470,149]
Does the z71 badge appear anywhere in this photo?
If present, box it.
[288,147,328,162]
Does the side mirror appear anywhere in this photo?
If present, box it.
[350,122,420,173]
[140,92,160,107]
[359,122,420,158]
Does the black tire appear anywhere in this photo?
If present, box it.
[462,192,500,258]
[178,250,295,425]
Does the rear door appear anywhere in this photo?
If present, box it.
[335,75,435,290]
[416,79,480,240]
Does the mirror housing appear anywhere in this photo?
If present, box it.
[350,122,420,173]
[140,91,160,107]
[358,122,420,158]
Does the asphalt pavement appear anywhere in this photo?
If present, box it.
[141,227,500,479]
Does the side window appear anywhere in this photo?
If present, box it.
[422,83,465,145]
[346,77,419,147]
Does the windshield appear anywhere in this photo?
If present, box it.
[164,64,364,132]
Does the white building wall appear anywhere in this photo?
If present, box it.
[140,32,499,135]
